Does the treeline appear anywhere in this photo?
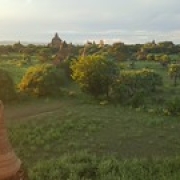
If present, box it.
[0,40,180,61]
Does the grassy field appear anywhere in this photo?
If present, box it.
[0,54,40,84]
[6,97,180,179]
[1,56,180,179]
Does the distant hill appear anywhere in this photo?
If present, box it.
[0,41,47,45]
[0,41,16,45]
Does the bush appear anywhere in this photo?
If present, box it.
[0,68,16,102]
[159,54,170,67]
[18,64,66,97]
[71,55,119,98]
[112,69,162,106]
[164,97,180,116]
[58,56,75,79]
[168,64,180,86]
[146,54,154,61]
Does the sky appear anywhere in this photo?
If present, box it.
[0,0,180,44]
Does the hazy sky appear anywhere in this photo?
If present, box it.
[1,0,180,44]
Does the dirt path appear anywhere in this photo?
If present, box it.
[4,100,63,121]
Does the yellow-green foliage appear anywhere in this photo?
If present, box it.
[160,55,170,63]
[71,55,119,97]
[0,69,16,102]
[113,68,162,102]
[168,64,180,86]
[168,64,180,76]
[18,64,65,96]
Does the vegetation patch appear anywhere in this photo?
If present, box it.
[1,40,180,179]
[0,68,16,102]
[71,55,119,98]
[18,64,67,97]
[29,153,180,180]
[112,68,162,106]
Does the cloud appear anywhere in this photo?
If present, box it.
[1,0,180,43]
[26,0,32,3]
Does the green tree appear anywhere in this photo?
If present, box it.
[146,54,154,61]
[18,64,66,96]
[168,64,180,86]
[112,69,162,106]
[154,55,161,62]
[160,54,170,67]
[38,48,52,63]
[71,55,119,98]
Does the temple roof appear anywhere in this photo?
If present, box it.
[52,33,62,41]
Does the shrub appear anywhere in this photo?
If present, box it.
[0,68,16,102]
[71,55,119,98]
[112,69,162,106]
[164,97,180,116]
[146,54,154,61]
[159,54,170,67]
[58,56,75,79]
[154,55,161,62]
[18,64,66,97]
[168,64,180,86]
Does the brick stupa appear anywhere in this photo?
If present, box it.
[0,101,27,180]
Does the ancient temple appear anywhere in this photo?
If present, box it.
[48,33,74,66]
[50,33,62,48]
[0,101,28,180]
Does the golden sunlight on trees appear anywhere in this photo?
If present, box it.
[71,55,119,98]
